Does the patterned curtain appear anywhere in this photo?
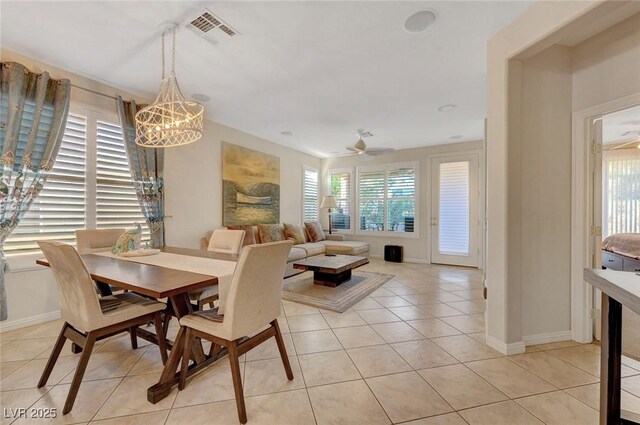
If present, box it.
[115,97,165,248]
[0,62,71,320]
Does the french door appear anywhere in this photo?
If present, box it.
[431,154,479,267]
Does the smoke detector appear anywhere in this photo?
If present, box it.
[184,9,239,45]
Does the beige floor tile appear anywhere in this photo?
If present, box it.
[127,346,166,376]
[19,378,121,424]
[333,325,386,349]
[347,344,412,378]
[401,413,468,425]
[371,296,413,308]
[172,358,238,408]
[465,357,556,398]
[0,326,39,343]
[88,411,170,425]
[94,373,177,420]
[0,357,79,391]
[321,311,367,328]
[286,314,329,332]
[18,320,65,340]
[391,339,458,369]
[467,332,486,344]
[59,350,144,384]
[371,321,424,343]
[439,315,485,334]
[418,303,467,318]
[370,287,396,297]
[386,285,424,296]
[352,297,384,311]
[95,334,151,354]
[515,390,598,425]
[0,387,50,425]
[407,319,462,338]
[400,293,446,305]
[547,345,640,378]
[431,335,503,362]
[445,300,485,314]
[308,380,390,425]
[419,364,508,410]
[510,352,599,388]
[566,382,640,415]
[298,349,361,387]
[367,371,452,422]
[245,333,295,361]
[167,389,316,425]
[0,338,57,362]
[290,329,342,354]
[0,360,27,379]
[282,301,320,317]
[356,308,402,324]
[459,400,544,425]
[387,306,434,320]
[243,356,304,396]
[449,290,485,301]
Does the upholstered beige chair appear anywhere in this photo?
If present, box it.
[37,241,168,415]
[178,240,293,424]
[76,228,124,254]
[188,229,245,310]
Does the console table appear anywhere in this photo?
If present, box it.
[584,269,640,425]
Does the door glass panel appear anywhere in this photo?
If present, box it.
[439,161,470,255]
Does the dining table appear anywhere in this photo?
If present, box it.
[36,246,238,403]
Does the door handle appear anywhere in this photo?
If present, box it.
[431,217,437,226]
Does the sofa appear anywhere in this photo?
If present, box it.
[201,224,370,277]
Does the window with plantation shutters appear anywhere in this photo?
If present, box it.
[329,169,353,230]
[303,168,318,222]
[357,162,418,235]
[5,113,87,254]
[96,120,149,241]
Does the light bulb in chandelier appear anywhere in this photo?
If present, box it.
[135,26,205,148]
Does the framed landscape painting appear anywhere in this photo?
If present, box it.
[222,142,280,225]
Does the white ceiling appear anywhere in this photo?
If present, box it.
[1,1,533,157]
[603,105,640,145]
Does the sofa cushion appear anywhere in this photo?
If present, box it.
[283,223,306,244]
[257,224,283,243]
[320,240,370,255]
[296,243,326,257]
[304,221,326,242]
[288,247,307,262]
[226,225,256,246]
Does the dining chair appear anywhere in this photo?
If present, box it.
[189,229,245,310]
[178,240,293,424]
[37,241,169,415]
[75,228,125,255]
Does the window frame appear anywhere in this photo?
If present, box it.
[6,101,146,271]
[326,167,355,234]
[301,165,319,224]
[355,161,419,239]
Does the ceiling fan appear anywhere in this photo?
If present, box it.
[345,129,395,156]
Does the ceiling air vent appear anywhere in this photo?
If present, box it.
[185,9,239,45]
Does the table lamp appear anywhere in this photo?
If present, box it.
[320,195,338,234]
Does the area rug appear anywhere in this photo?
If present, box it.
[282,271,394,313]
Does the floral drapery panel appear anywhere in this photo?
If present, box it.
[116,97,165,248]
[0,62,71,320]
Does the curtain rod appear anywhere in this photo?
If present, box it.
[71,83,119,100]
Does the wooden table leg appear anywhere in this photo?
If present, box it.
[601,293,623,425]
[169,293,206,364]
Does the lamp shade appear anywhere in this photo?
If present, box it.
[320,195,338,209]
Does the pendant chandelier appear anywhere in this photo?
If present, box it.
[135,26,204,148]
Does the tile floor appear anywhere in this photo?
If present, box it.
[1,259,640,424]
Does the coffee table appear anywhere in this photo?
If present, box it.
[292,255,369,287]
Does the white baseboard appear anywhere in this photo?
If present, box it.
[0,311,61,333]
[486,334,526,355]
[369,254,429,264]
[522,330,573,347]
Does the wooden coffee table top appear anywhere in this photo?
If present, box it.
[293,255,369,274]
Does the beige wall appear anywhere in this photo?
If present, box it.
[164,122,321,248]
[321,141,483,263]
[486,3,640,353]
[0,49,320,329]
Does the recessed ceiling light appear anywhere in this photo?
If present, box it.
[191,93,211,102]
[281,131,293,136]
[438,104,456,112]
[404,10,438,33]
[450,135,463,140]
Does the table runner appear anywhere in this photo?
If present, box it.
[94,251,237,313]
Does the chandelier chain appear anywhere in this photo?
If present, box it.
[161,31,165,80]
[172,26,176,75]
